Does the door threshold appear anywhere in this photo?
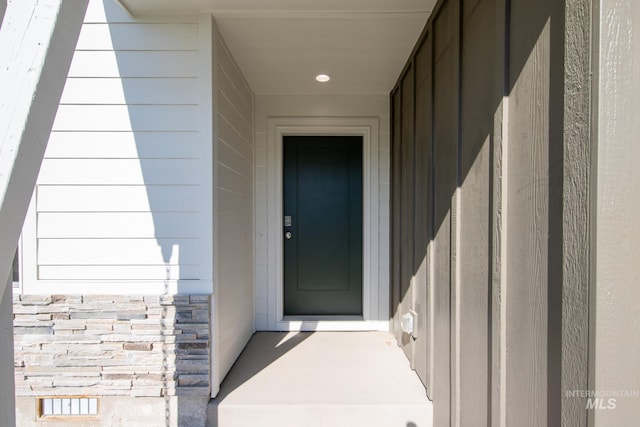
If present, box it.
[283,315,363,321]
[274,319,389,332]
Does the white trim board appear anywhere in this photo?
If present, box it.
[266,117,384,331]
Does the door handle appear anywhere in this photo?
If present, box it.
[285,231,292,240]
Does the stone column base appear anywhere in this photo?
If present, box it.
[16,396,209,427]
[13,294,211,426]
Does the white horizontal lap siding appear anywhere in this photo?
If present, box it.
[214,29,255,382]
[30,0,201,285]
[45,132,200,159]
[37,186,201,212]
[68,51,197,78]
[38,159,200,185]
[37,212,200,238]
[38,239,199,265]
[53,105,198,132]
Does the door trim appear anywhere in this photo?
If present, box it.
[266,117,387,331]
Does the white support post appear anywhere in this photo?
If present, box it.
[0,2,87,424]
[0,274,15,427]
[1,0,6,28]
[0,0,88,302]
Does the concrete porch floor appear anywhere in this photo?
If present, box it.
[208,331,433,427]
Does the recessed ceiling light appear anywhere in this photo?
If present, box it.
[316,74,330,83]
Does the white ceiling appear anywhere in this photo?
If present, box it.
[118,0,435,95]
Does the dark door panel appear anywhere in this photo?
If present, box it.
[283,136,363,316]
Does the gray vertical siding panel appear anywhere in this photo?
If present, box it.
[491,106,506,427]
[490,0,508,425]
[505,0,564,424]
[562,0,591,424]
[449,0,462,423]
[390,0,590,424]
[458,0,499,424]
[432,1,457,425]
[414,32,434,397]
[400,66,416,362]
[390,90,403,343]
[593,0,640,424]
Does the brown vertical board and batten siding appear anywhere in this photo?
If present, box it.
[391,0,591,425]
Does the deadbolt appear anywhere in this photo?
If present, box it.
[285,231,292,240]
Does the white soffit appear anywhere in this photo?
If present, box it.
[117,0,435,94]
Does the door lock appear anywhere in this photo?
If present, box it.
[285,231,292,240]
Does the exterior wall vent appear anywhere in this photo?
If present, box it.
[39,397,98,417]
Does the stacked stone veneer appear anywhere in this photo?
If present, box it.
[13,295,210,399]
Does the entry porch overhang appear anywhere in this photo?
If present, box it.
[115,0,434,96]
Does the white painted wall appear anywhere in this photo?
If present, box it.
[254,94,390,331]
[211,21,255,392]
[20,0,212,295]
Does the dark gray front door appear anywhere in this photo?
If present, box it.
[283,136,363,316]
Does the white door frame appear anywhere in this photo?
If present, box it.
[266,117,388,331]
